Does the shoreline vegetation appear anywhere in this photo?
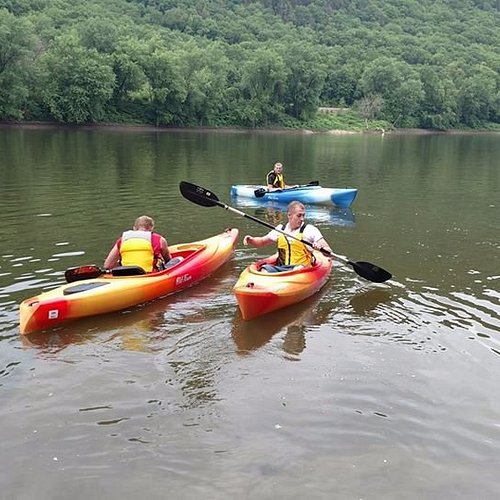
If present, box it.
[1,120,498,136]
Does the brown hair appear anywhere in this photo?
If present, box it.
[133,215,154,230]
[287,201,305,214]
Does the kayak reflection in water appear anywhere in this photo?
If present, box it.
[243,201,333,273]
[104,215,172,272]
[254,206,284,226]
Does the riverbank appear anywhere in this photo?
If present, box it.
[1,121,498,135]
[0,121,379,135]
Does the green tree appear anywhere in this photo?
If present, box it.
[280,41,326,120]
[39,32,115,123]
[359,56,403,97]
[109,37,148,117]
[320,42,360,103]
[386,78,424,127]
[238,47,287,126]
[419,67,458,129]
[139,40,186,126]
[457,65,499,127]
[0,9,35,119]
[360,56,424,126]
[175,42,231,126]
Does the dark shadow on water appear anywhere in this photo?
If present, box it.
[349,288,392,315]
[231,289,330,357]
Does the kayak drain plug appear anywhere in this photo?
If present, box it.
[246,283,255,288]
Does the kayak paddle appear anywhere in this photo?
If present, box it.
[254,180,320,198]
[179,181,392,283]
[64,264,148,282]
[65,264,106,283]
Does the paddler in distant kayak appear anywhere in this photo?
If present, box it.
[266,162,298,191]
[243,201,332,272]
[104,215,171,272]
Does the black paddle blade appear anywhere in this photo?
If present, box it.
[348,261,392,283]
[179,181,220,207]
[65,265,103,283]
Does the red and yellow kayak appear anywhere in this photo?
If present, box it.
[20,228,239,335]
[233,251,332,320]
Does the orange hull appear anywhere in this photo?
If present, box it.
[19,229,239,334]
[233,251,332,320]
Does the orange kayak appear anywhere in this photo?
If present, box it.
[233,251,332,320]
[19,228,239,335]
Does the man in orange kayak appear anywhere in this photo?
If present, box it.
[243,201,332,272]
[266,162,298,191]
[104,215,171,272]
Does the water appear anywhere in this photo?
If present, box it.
[1,125,499,499]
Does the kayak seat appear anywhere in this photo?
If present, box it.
[111,266,146,276]
[63,282,110,295]
[259,264,302,273]
[162,256,184,270]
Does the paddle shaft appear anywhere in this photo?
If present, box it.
[65,265,106,282]
[254,180,319,198]
[179,181,392,283]
[217,200,335,259]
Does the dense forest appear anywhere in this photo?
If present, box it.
[0,0,499,130]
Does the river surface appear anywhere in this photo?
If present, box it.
[1,125,499,499]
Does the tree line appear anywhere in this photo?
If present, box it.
[0,0,499,129]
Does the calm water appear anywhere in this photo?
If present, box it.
[1,126,499,499]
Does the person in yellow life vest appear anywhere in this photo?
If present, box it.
[243,201,332,272]
[104,215,171,272]
[266,162,298,191]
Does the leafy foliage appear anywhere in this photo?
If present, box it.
[0,0,498,129]
[39,32,115,123]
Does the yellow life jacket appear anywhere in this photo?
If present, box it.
[266,170,285,189]
[276,223,313,267]
[119,230,155,272]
